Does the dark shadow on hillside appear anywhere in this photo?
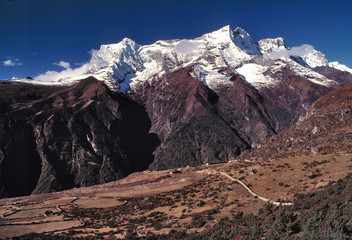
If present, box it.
[0,122,41,198]
[111,93,161,173]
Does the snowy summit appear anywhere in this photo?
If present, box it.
[13,25,352,93]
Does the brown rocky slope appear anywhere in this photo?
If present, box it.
[240,81,352,161]
[132,65,333,169]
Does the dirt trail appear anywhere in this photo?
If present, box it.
[220,172,293,206]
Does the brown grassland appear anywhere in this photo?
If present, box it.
[1,152,351,239]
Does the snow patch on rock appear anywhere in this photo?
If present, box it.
[259,37,286,53]
[236,63,276,87]
[329,61,352,74]
[301,50,329,68]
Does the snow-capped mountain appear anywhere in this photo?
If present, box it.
[34,26,352,92]
[258,37,286,53]
[301,49,329,68]
[14,25,352,94]
[84,25,350,92]
[329,61,352,74]
[3,25,352,197]
[9,26,352,160]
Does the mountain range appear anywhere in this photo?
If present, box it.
[1,25,352,198]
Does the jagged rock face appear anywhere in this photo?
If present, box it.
[0,78,159,198]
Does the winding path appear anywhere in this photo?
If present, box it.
[220,172,293,206]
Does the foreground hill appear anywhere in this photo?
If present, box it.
[0,151,351,239]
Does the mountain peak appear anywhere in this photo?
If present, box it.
[121,37,138,47]
[233,27,249,38]
[200,25,234,46]
[232,27,262,55]
[16,25,350,95]
[329,61,352,74]
[211,25,232,34]
[258,37,286,53]
[199,25,261,56]
[98,37,139,55]
[90,37,141,68]
[301,49,328,68]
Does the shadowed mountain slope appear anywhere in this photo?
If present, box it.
[0,77,160,198]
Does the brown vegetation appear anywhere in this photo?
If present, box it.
[1,151,351,238]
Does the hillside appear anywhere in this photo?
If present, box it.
[1,78,352,238]
[0,78,160,198]
[240,81,352,161]
[0,149,351,238]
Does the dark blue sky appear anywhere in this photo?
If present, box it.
[0,0,351,79]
